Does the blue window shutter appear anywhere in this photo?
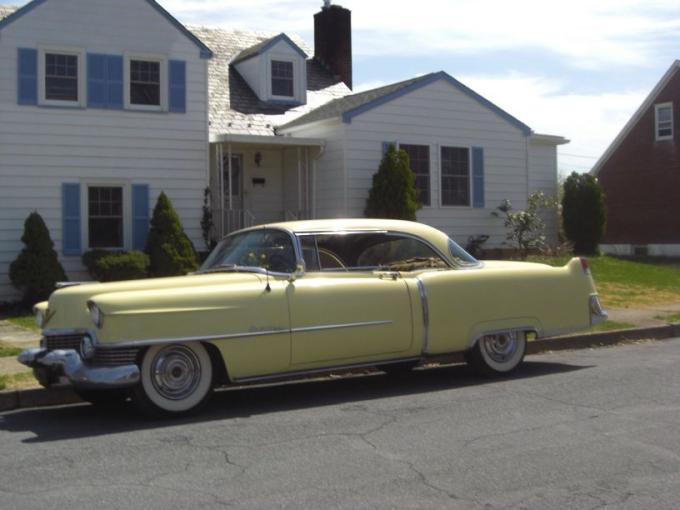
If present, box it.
[87,54,123,109]
[62,183,82,256]
[169,60,186,113]
[132,184,150,250]
[107,55,123,109]
[17,48,37,105]
[472,146,485,208]
[87,54,107,108]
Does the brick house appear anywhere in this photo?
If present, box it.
[592,60,680,256]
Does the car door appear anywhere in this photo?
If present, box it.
[287,233,415,367]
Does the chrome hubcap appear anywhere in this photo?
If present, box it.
[481,332,517,363]
[150,345,202,400]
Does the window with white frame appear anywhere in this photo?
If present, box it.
[125,54,166,110]
[441,147,470,206]
[400,144,431,206]
[88,186,124,248]
[38,48,84,106]
[655,103,673,140]
[271,60,294,97]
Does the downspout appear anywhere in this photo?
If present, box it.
[312,142,326,219]
[297,147,302,215]
[218,144,225,237]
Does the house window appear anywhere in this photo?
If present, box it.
[45,53,78,101]
[441,147,470,206]
[400,144,430,206]
[655,103,673,140]
[271,60,294,97]
[88,186,124,248]
[130,59,161,106]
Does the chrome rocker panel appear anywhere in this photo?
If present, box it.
[18,348,140,390]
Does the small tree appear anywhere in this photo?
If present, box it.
[200,187,216,251]
[145,192,198,277]
[9,212,67,304]
[365,144,420,220]
[562,171,606,255]
[493,192,555,260]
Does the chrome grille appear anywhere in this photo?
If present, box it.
[45,334,83,351]
[92,348,140,367]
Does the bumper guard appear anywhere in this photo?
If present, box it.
[17,348,140,389]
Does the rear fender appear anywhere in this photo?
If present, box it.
[467,317,542,350]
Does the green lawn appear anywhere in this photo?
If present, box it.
[526,255,680,308]
[0,343,23,358]
[590,320,635,332]
[653,312,680,323]
[0,371,35,391]
[0,310,39,331]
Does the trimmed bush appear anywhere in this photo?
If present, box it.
[145,192,198,277]
[365,144,420,220]
[9,212,67,304]
[562,172,606,255]
[82,250,149,282]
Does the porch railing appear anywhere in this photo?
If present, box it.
[223,209,256,234]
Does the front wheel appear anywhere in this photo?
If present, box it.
[132,342,214,417]
[466,331,526,376]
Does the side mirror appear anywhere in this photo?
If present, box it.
[289,260,306,282]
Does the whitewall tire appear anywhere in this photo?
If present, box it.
[466,331,527,376]
[132,342,214,416]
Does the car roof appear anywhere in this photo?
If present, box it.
[259,218,441,236]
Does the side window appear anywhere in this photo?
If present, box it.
[357,236,448,271]
[304,233,447,272]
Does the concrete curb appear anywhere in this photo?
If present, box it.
[2,323,679,413]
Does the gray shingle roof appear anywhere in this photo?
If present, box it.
[279,73,438,131]
[0,5,18,19]
[190,26,351,137]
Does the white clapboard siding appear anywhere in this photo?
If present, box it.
[0,0,209,300]
[288,119,346,218]
[342,78,552,248]
[528,140,560,245]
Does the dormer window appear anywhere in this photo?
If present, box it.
[271,60,294,97]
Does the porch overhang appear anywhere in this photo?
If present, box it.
[210,133,325,148]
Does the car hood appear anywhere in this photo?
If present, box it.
[41,272,263,331]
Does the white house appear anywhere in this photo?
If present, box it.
[0,0,567,302]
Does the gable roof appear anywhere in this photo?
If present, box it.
[231,33,307,65]
[191,26,350,137]
[279,70,533,135]
[591,60,680,175]
[0,0,213,59]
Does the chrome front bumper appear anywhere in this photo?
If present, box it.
[17,348,140,389]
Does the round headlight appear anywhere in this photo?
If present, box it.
[34,308,45,329]
[88,302,103,328]
[80,336,95,360]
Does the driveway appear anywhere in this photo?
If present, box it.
[1,339,679,509]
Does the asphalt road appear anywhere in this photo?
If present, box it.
[1,339,680,510]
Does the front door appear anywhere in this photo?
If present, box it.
[223,153,244,230]
[287,274,414,367]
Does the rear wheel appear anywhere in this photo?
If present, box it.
[132,342,214,417]
[466,331,526,376]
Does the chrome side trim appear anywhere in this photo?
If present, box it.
[416,278,430,354]
[96,320,393,349]
[233,356,422,384]
[97,328,290,349]
[292,320,392,333]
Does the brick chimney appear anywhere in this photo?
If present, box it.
[314,2,352,90]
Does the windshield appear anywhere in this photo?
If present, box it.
[200,229,297,274]
[448,239,478,266]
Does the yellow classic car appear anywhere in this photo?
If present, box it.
[19,219,607,416]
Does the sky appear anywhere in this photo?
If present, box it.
[4,0,680,175]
